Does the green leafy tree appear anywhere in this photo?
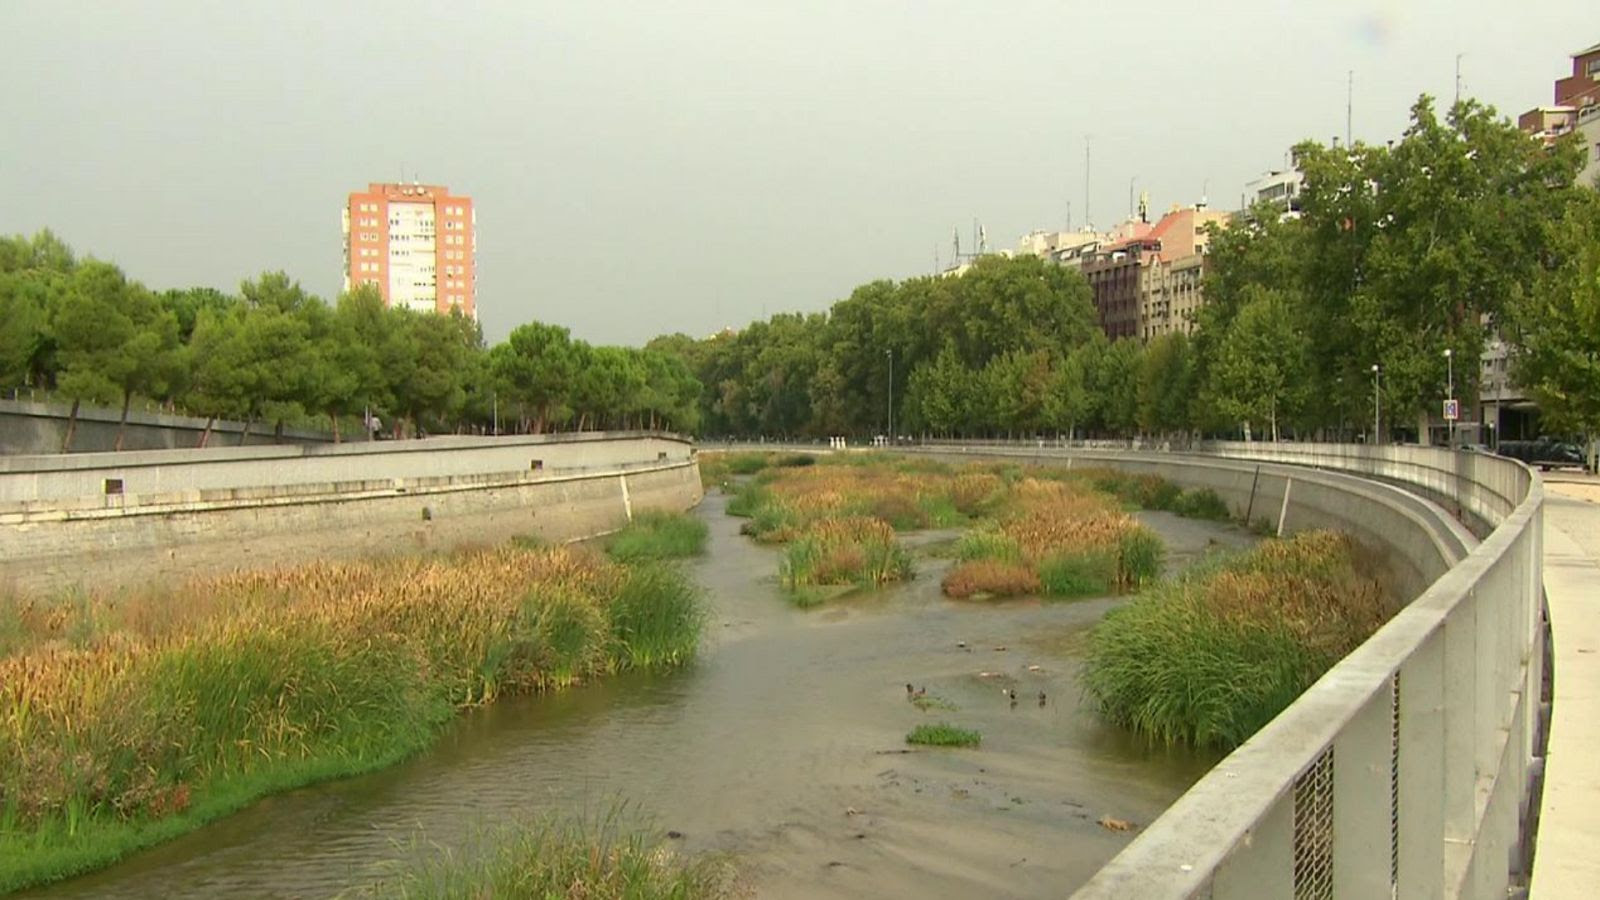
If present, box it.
[1208,287,1311,441]
[50,262,183,450]
[1508,194,1600,469]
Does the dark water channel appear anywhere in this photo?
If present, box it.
[29,494,1254,899]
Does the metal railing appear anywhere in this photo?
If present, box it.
[905,439,1544,898]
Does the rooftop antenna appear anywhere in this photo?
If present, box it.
[952,226,961,263]
[1346,70,1354,147]
[1084,135,1092,229]
[1066,200,1072,231]
[1454,53,1464,107]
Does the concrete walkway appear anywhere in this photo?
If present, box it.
[1530,475,1600,898]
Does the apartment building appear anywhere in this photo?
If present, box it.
[342,182,476,317]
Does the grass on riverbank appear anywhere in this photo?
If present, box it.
[353,812,736,899]
[607,511,710,563]
[697,450,814,488]
[1083,530,1393,750]
[906,723,982,748]
[0,546,706,893]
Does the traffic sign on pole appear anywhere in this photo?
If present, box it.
[1443,399,1460,421]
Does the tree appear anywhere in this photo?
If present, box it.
[490,322,578,433]
[1137,332,1194,437]
[1508,194,1600,470]
[1207,287,1310,441]
[50,262,183,450]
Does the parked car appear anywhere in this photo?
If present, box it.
[1493,438,1586,471]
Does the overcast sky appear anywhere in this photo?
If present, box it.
[1,1,1592,346]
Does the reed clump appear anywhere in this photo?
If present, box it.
[779,516,913,598]
[905,723,982,748]
[0,545,705,893]
[1083,530,1393,751]
[354,811,737,899]
[941,478,1163,599]
[606,511,710,562]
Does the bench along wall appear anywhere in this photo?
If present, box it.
[0,435,701,595]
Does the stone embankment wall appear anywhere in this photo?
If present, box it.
[0,433,701,595]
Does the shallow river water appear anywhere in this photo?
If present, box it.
[29,493,1254,899]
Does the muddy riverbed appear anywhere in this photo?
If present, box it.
[27,493,1253,899]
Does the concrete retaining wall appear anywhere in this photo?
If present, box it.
[0,398,332,454]
[0,434,702,595]
[0,431,693,506]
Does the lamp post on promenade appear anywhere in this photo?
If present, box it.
[886,348,894,445]
[1371,363,1382,443]
[1444,348,1455,448]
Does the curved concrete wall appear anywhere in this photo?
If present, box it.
[0,397,332,455]
[0,430,694,506]
[900,440,1542,900]
[0,434,702,595]
[913,445,1474,601]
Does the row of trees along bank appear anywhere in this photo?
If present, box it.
[2,96,1594,456]
[646,97,1599,457]
[0,241,702,451]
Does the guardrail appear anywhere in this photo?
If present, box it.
[904,439,1544,899]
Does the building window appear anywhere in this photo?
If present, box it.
[1588,58,1600,77]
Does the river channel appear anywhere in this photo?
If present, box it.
[28,491,1254,899]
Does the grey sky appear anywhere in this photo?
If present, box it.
[0,1,1591,347]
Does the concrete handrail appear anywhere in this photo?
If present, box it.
[909,439,1543,899]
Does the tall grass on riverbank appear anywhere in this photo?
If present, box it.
[0,546,705,893]
[1083,531,1392,750]
[355,812,736,899]
[941,480,1164,600]
[607,511,710,562]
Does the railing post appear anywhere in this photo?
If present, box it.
[1213,790,1295,899]
[1399,629,1446,900]
[1333,686,1395,896]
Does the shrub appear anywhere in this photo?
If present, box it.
[1084,530,1392,750]
[906,723,982,747]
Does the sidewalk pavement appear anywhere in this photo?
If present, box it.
[1529,478,1600,898]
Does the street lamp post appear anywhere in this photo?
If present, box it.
[886,349,894,445]
[1371,364,1382,443]
[492,390,499,437]
[1444,348,1454,448]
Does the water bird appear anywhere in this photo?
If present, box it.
[1038,691,1048,706]
[906,684,926,699]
